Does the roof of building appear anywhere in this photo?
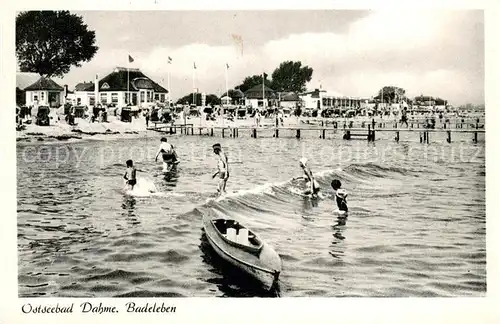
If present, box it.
[75,67,168,93]
[75,82,94,91]
[302,89,324,98]
[99,67,167,93]
[244,84,276,99]
[16,72,41,90]
[24,76,64,91]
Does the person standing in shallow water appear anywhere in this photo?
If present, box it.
[212,143,229,196]
[155,137,179,172]
[123,160,137,191]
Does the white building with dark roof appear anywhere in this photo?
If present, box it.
[74,67,169,108]
[21,76,65,107]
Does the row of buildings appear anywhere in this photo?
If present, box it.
[16,66,446,113]
[16,67,169,109]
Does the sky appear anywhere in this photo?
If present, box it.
[49,10,484,105]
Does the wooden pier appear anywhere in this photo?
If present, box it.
[148,120,485,144]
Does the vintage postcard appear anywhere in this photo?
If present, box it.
[1,1,498,323]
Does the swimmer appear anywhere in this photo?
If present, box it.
[298,158,320,198]
[211,143,229,196]
[123,159,137,191]
[331,179,348,212]
[155,137,180,172]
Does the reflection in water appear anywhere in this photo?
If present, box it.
[121,196,140,226]
[301,196,320,210]
[198,231,280,297]
[162,167,180,191]
[330,216,347,259]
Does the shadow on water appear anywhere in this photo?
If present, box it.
[198,231,280,297]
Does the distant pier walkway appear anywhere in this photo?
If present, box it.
[148,117,485,144]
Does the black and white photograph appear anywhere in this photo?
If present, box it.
[1,3,498,323]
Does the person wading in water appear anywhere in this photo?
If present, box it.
[211,143,229,196]
[155,137,179,172]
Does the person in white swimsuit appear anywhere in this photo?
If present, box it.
[211,143,229,196]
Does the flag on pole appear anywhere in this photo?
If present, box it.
[128,55,134,63]
[193,62,197,69]
[168,56,172,64]
[226,63,229,69]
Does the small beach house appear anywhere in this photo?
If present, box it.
[73,67,168,108]
[244,84,277,108]
[17,73,65,108]
[221,89,245,106]
[278,92,301,109]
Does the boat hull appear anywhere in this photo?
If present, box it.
[202,214,281,290]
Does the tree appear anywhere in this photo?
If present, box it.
[221,89,242,98]
[205,94,221,106]
[270,61,313,93]
[16,11,98,77]
[374,86,406,103]
[175,93,220,106]
[235,73,272,93]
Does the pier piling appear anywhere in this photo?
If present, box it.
[447,130,451,143]
[296,129,301,139]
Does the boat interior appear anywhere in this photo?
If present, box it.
[212,218,262,248]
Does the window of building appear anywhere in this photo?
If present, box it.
[147,91,151,102]
[155,93,159,101]
[140,91,145,103]
[77,97,81,105]
[41,92,45,101]
[33,94,38,102]
[89,95,95,106]
[100,93,108,104]
[111,93,118,103]
[160,94,165,102]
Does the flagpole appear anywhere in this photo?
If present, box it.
[167,66,171,106]
[224,64,229,128]
[127,63,130,106]
[225,64,229,105]
[192,63,195,106]
[262,72,265,110]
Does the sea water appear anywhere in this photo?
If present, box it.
[17,130,485,297]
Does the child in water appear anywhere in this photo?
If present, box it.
[123,160,137,191]
[331,179,348,212]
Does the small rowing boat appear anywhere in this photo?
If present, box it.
[202,212,282,290]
